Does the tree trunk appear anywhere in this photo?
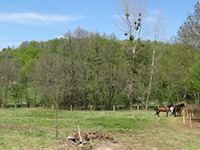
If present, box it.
[95,44,99,111]
[84,87,88,110]
[142,93,145,109]
[177,94,179,101]
[84,70,89,110]
[4,78,8,108]
[25,86,28,108]
[194,92,197,104]
[146,41,156,110]
[182,89,187,100]
[92,91,94,110]
[34,91,37,106]
[70,91,74,109]
[20,91,23,108]
[130,43,137,110]
[110,88,115,108]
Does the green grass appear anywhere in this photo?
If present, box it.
[0,108,199,149]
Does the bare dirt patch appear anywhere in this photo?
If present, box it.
[65,131,121,150]
[57,131,164,150]
[56,131,132,150]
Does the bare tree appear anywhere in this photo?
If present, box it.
[115,0,149,109]
[145,8,166,109]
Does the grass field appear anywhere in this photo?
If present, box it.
[0,108,199,150]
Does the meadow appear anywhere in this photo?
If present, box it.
[0,108,199,150]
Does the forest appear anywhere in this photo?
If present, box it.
[0,2,199,110]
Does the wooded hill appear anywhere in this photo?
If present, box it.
[0,2,199,110]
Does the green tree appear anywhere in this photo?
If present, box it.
[177,2,200,50]
[0,51,19,107]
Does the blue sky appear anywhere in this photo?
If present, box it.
[0,0,199,50]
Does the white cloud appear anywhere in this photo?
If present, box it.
[0,12,88,24]
[56,35,65,39]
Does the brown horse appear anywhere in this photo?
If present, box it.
[155,104,174,117]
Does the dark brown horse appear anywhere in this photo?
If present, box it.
[172,103,185,117]
[155,104,174,117]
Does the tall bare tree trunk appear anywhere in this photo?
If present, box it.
[146,42,156,110]
[145,7,166,109]
[130,40,138,109]
[130,51,136,109]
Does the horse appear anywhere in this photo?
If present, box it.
[155,104,174,117]
[172,103,185,117]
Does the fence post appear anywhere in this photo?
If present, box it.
[15,104,17,108]
[191,106,194,116]
[1,104,3,108]
[186,107,188,118]
[137,105,139,111]
[91,105,92,111]
[70,105,72,111]
[189,113,192,129]
[113,105,115,112]
[182,108,185,125]
[52,104,54,111]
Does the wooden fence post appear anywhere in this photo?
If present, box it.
[15,104,17,108]
[191,106,194,116]
[77,125,83,146]
[70,105,72,111]
[1,104,3,108]
[189,113,192,129]
[52,104,54,111]
[186,107,188,118]
[113,105,115,111]
[182,108,185,125]
[91,105,92,111]
[137,105,139,111]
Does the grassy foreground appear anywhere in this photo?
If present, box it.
[0,108,199,150]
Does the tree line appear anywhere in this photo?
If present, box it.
[0,2,199,110]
